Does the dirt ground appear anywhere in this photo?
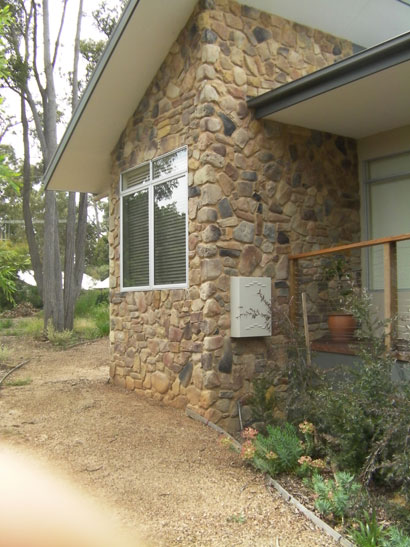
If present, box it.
[0,334,338,546]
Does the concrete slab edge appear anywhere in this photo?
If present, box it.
[185,408,355,547]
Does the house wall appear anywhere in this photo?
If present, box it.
[108,0,360,432]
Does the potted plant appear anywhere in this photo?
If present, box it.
[324,256,356,342]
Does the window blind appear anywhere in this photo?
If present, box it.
[123,190,149,287]
[120,147,187,290]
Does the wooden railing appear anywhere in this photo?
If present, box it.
[289,233,410,353]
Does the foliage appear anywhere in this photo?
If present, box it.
[305,471,364,523]
[0,343,10,363]
[0,152,20,194]
[248,375,277,427]
[349,511,388,546]
[324,254,355,312]
[0,318,12,329]
[249,423,303,477]
[75,290,108,317]
[92,304,110,337]
[73,290,109,339]
[0,241,30,305]
[243,293,321,427]
[0,4,12,79]
[383,497,410,535]
[226,513,247,524]
[0,0,122,332]
[46,321,74,348]
[349,513,410,547]
[14,281,42,309]
[309,287,410,497]
[85,231,109,280]
[79,0,127,83]
[381,527,410,547]
[5,377,32,387]
[4,316,43,338]
[79,38,106,83]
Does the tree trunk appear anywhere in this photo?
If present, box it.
[62,0,86,331]
[21,95,43,297]
[74,193,88,301]
[41,0,65,332]
[43,190,64,330]
[63,192,76,330]
[5,0,94,332]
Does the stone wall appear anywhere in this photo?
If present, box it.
[108,0,360,431]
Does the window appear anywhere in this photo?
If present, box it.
[120,147,188,291]
[365,151,410,291]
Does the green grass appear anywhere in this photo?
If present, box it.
[0,345,10,363]
[5,317,44,338]
[0,318,12,330]
[75,290,109,317]
[5,377,32,387]
[74,291,110,339]
[0,292,109,347]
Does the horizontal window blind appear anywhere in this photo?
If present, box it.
[120,147,187,290]
[122,163,150,191]
[122,190,149,287]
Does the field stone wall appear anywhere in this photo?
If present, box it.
[108,0,360,432]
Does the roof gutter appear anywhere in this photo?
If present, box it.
[43,0,140,190]
[247,32,410,119]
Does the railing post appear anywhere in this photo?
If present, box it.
[289,257,297,325]
[383,241,398,351]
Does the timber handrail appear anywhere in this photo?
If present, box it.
[289,233,410,260]
[288,233,410,351]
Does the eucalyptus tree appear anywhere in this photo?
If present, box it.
[0,0,122,330]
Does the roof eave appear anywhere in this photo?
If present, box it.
[43,0,140,192]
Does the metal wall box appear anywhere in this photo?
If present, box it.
[230,277,271,338]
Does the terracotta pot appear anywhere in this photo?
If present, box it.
[327,313,356,342]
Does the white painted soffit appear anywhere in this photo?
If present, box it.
[44,0,197,195]
[261,60,410,139]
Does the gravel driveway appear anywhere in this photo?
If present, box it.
[0,336,336,546]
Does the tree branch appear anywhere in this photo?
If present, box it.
[52,0,68,69]
[71,0,83,111]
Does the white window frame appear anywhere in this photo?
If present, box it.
[120,146,188,292]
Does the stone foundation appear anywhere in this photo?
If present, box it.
[108,0,360,432]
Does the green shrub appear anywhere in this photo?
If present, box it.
[0,318,12,329]
[14,281,42,309]
[349,511,388,546]
[46,321,74,347]
[382,526,410,547]
[92,304,109,337]
[248,375,277,428]
[251,423,303,477]
[306,471,364,523]
[0,241,30,307]
[309,287,410,495]
[74,291,100,317]
[7,317,43,338]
